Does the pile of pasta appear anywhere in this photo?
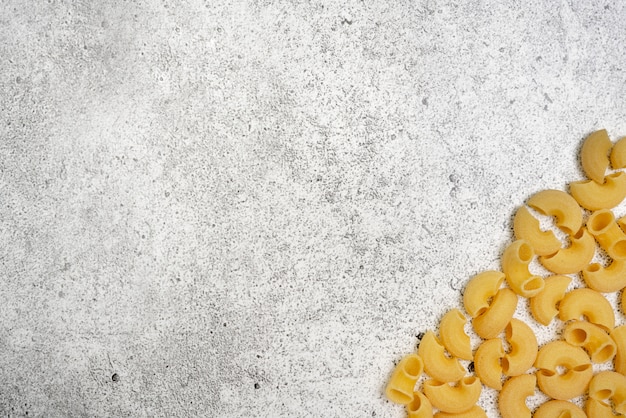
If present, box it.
[385,130,626,418]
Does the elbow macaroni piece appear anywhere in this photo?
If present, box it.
[587,209,626,259]
[527,189,583,235]
[611,325,626,375]
[533,400,586,418]
[498,374,535,418]
[501,240,544,297]
[581,129,612,184]
[582,259,626,293]
[570,171,626,211]
[474,338,504,390]
[611,136,626,169]
[502,319,538,376]
[407,391,433,418]
[539,227,596,274]
[423,376,481,414]
[418,331,465,383]
[563,320,616,363]
[559,288,615,332]
[462,270,505,318]
[513,206,562,256]
[472,288,517,339]
[433,406,487,418]
[385,353,424,404]
[535,341,593,400]
[529,275,571,326]
[439,309,472,360]
[586,398,620,418]
[589,371,626,415]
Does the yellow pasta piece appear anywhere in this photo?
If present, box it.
[581,129,612,184]
[582,259,626,293]
[534,341,593,400]
[611,325,626,375]
[498,374,535,418]
[563,320,616,363]
[586,398,620,418]
[472,288,517,339]
[513,206,562,256]
[462,270,505,318]
[502,319,537,376]
[570,171,626,210]
[611,136,626,169]
[527,189,583,235]
[433,405,487,418]
[559,288,615,332]
[589,371,626,415]
[407,391,433,418]
[385,353,424,404]
[529,275,571,326]
[539,227,596,274]
[423,376,481,414]
[418,331,465,383]
[439,309,472,361]
[533,399,586,418]
[474,338,504,390]
[501,240,544,297]
[587,209,626,259]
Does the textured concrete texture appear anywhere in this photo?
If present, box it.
[2,0,626,416]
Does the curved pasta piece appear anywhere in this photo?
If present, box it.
[558,288,615,332]
[418,331,465,383]
[433,405,487,418]
[502,319,538,376]
[589,371,626,415]
[498,374,535,418]
[611,136,626,169]
[587,209,626,259]
[533,400,586,418]
[474,338,504,390]
[422,376,481,414]
[611,325,626,375]
[502,240,544,297]
[407,391,433,418]
[472,288,517,339]
[539,227,596,274]
[529,275,571,326]
[581,129,612,184]
[563,320,616,363]
[462,270,505,318]
[513,206,562,256]
[534,340,593,400]
[385,353,424,404]
[570,171,626,211]
[582,259,626,293]
[527,189,583,235]
[586,398,620,418]
[439,309,472,360]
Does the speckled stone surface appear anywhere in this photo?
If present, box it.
[1,0,626,416]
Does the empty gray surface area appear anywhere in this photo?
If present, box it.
[1,0,626,416]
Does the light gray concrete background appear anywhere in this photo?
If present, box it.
[1,0,626,416]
